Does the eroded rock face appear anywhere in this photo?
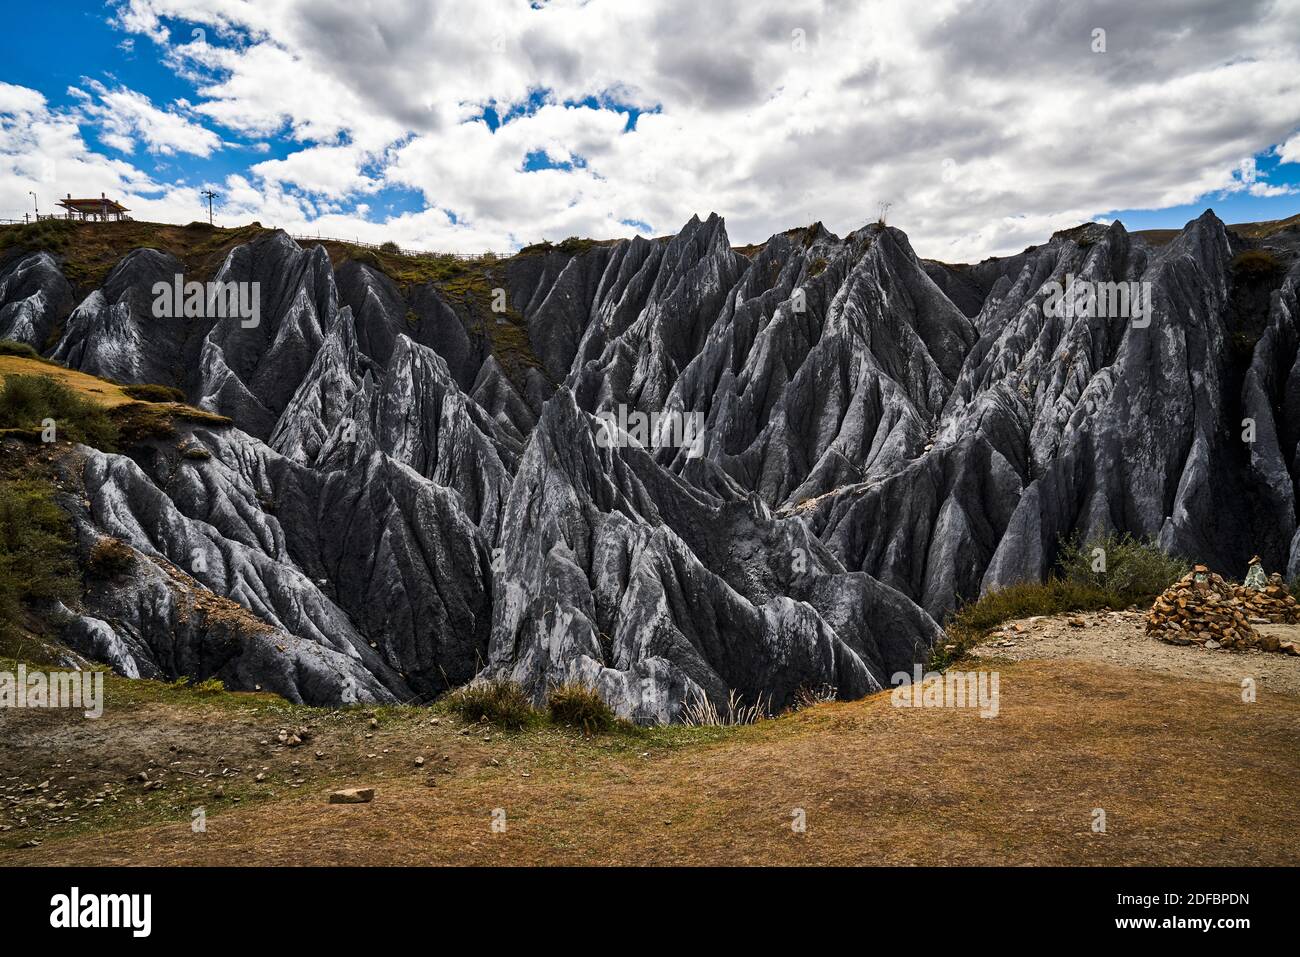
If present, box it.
[0,251,73,348]
[26,209,1300,719]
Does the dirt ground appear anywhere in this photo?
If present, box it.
[970,609,1300,696]
[3,634,1298,866]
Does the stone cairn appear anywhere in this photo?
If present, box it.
[1146,557,1300,654]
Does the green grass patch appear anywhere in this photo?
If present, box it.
[121,383,186,404]
[0,374,118,448]
[0,479,78,644]
[0,340,45,361]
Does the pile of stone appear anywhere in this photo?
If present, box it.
[1146,559,1300,654]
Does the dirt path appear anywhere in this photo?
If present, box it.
[970,610,1300,696]
[4,657,1297,866]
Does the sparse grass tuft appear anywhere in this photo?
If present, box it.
[680,689,769,727]
[547,682,619,733]
[787,683,838,712]
[166,676,226,695]
[443,679,540,730]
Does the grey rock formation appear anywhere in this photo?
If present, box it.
[0,251,73,347]
[22,207,1298,719]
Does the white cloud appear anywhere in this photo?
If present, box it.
[71,79,222,157]
[14,0,1300,259]
[1279,133,1300,165]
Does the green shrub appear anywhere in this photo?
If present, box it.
[0,339,41,359]
[547,682,618,733]
[1230,249,1282,278]
[122,383,186,403]
[0,374,118,448]
[0,479,77,640]
[0,219,76,254]
[379,240,401,254]
[443,679,539,730]
[1057,532,1188,605]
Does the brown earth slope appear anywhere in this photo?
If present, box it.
[2,647,1296,866]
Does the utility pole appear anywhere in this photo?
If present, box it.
[28,191,37,222]
[201,189,217,226]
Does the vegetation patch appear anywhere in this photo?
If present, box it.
[0,479,77,645]
[0,219,271,294]
[680,689,770,726]
[122,383,186,404]
[1230,248,1283,279]
[0,340,45,361]
[0,374,119,448]
[442,679,540,730]
[86,536,136,580]
[935,533,1188,668]
[547,682,620,733]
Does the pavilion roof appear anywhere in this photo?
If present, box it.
[56,196,130,213]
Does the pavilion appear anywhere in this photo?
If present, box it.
[55,193,130,222]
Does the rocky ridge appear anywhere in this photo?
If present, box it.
[2,207,1298,719]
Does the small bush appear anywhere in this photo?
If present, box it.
[1057,532,1188,605]
[87,536,135,579]
[444,679,539,730]
[0,479,77,639]
[0,339,41,359]
[123,383,185,404]
[547,682,618,733]
[0,374,118,448]
[1230,249,1282,279]
[379,240,401,254]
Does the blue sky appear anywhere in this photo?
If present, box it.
[2,1,1298,259]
